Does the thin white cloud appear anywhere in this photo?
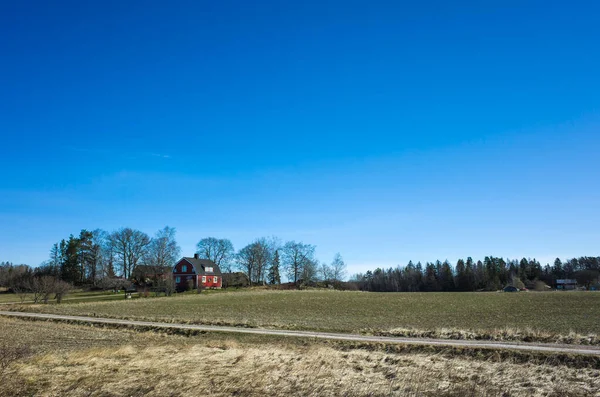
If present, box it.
[65,146,171,160]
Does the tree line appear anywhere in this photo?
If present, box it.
[352,256,600,292]
[196,237,346,287]
[36,226,182,285]
[0,226,181,299]
[3,229,598,295]
[0,230,347,292]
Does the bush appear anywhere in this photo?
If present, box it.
[186,279,195,292]
[534,280,550,291]
[511,277,526,290]
[53,279,72,303]
[336,281,360,291]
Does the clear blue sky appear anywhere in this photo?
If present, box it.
[1,1,599,275]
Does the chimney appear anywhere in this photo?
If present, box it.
[194,253,199,259]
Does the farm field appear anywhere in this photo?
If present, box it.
[8,290,600,342]
[1,316,598,396]
[0,289,128,304]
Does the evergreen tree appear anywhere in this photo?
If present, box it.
[497,257,508,286]
[528,258,542,281]
[484,256,500,290]
[61,236,81,284]
[475,260,485,289]
[440,260,454,291]
[78,230,96,284]
[454,258,467,291]
[49,243,63,276]
[424,262,439,291]
[552,258,563,279]
[518,258,529,281]
[267,250,281,285]
[415,262,424,292]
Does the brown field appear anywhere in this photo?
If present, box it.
[8,290,600,344]
[1,317,599,396]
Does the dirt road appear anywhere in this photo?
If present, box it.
[2,310,599,356]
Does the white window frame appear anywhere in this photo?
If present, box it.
[213,276,218,284]
[202,276,206,283]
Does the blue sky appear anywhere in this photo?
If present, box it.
[1,1,599,275]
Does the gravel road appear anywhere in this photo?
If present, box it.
[2,310,599,356]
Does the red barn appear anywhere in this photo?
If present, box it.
[173,254,222,290]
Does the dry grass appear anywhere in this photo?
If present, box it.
[0,317,599,397]
[10,290,600,344]
[368,326,600,345]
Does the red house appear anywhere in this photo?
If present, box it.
[173,254,223,290]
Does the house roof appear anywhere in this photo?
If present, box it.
[178,257,222,275]
[556,279,577,284]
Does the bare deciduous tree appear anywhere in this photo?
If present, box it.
[53,279,72,303]
[301,258,318,286]
[320,261,333,282]
[146,226,181,271]
[196,237,235,273]
[12,285,29,303]
[236,243,257,286]
[30,276,54,304]
[27,276,71,304]
[330,253,347,282]
[89,229,119,280]
[251,238,271,285]
[236,238,278,285]
[108,228,151,279]
[281,241,316,286]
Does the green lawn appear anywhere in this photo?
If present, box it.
[9,290,600,336]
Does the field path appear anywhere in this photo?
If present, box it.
[2,310,600,356]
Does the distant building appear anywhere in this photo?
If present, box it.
[222,272,250,288]
[131,265,169,286]
[556,279,578,290]
[172,254,222,290]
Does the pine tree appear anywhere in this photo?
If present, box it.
[464,257,475,291]
[552,258,564,279]
[484,256,500,290]
[424,262,439,291]
[440,260,454,291]
[267,250,281,285]
[454,259,467,291]
[519,258,529,282]
[475,260,485,289]
[415,261,424,291]
[61,236,82,284]
[78,230,95,284]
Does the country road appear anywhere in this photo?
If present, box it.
[3,311,600,356]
